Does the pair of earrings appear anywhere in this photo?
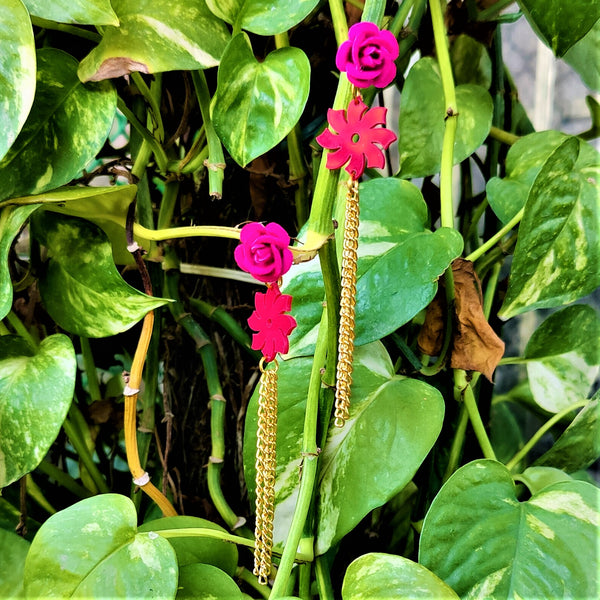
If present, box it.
[235,20,399,585]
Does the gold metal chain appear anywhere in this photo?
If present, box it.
[335,178,360,427]
[253,358,279,585]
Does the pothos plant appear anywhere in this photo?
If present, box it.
[0,0,599,598]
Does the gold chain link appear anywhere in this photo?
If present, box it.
[253,358,279,585]
[335,178,360,427]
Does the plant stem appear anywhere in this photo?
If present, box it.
[191,70,225,198]
[505,400,588,471]
[389,0,415,37]
[131,72,165,143]
[477,0,516,21]
[454,370,496,461]
[489,125,519,145]
[36,460,93,499]
[429,0,457,229]
[30,16,102,42]
[5,310,37,348]
[465,207,523,262]
[237,568,271,599]
[443,405,469,481]
[328,0,349,45]
[315,555,335,600]
[80,337,101,402]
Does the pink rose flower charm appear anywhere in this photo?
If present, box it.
[248,284,297,362]
[336,22,399,89]
[234,222,293,283]
[316,96,397,179]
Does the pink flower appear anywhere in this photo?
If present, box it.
[316,97,397,179]
[248,284,297,362]
[234,222,293,283]
[336,22,399,88]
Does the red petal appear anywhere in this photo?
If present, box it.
[346,97,369,123]
[326,108,349,134]
[326,148,352,171]
[316,128,342,151]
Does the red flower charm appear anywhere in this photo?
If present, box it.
[316,97,396,179]
[248,284,297,362]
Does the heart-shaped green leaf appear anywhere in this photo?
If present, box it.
[0,334,76,488]
[23,0,119,25]
[499,137,600,318]
[342,553,459,600]
[212,33,310,167]
[517,0,600,57]
[0,528,29,598]
[535,392,600,472]
[0,48,116,203]
[397,57,493,179]
[486,130,598,224]
[205,0,319,35]
[24,494,178,598]
[138,516,238,576]
[244,343,444,554]
[78,0,230,81]
[31,211,170,337]
[0,204,40,320]
[419,459,599,599]
[0,0,36,163]
[563,18,600,91]
[283,179,462,357]
[176,564,243,599]
[522,305,600,412]
[16,184,150,264]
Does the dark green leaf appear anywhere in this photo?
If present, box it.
[535,394,600,472]
[212,34,310,167]
[78,0,231,81]
[31,211,170,337]
[0,334,75,488]
[138,516,238,576]
[490,400,528,465]
[205,0,320,35]
[517,0,600,57]
[24,494,178,598]
[522,305,600,412]
[0,529,29,598]
[0,48,116,202]
[515,466,573,496]
[499,137,600,318]
[176,564,243,599]
[284,179,462,357]
[0,0,36,163]
[420,460,599,599]
[450,34,492,88]
[397,57,493,178]
[563,19,600,91]
[486,131,598,224]
[342,553,459,600]
[0,204,40,320]
[23,0,119,25]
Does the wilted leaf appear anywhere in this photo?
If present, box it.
[418,258,504,380]
[0,335,76,488]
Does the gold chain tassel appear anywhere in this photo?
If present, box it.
[335,178,360,427]
[254,358,279,585]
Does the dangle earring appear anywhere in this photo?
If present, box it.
[316,21,399,427]
[234,222,296,584]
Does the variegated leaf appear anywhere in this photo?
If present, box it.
[23,0,119,25]
[499,137,600,318]
[24,494,178,598]
[31,211,170,337]
[0,48,116,203]
[0,0,36,163]
[523,305,599,412]
[0,204,40,320]
[205,0,320,35]
[212,33,310,167]
[244,343,444,554]
[176,564,243,599]
[342,554,459,600]
[0,529,29,598]
[0,334,76,488]
[563,18,600,91]
[78,0,230,81]
[419,460,599,599]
